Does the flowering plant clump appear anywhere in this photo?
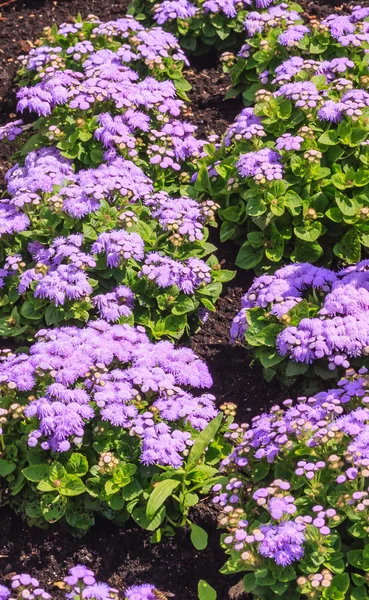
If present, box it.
[127,0,285,55]
[0,167,231,339]
[231,260,369,382]
[224,4,369,103]
[195,18,369,269]
[0,565,164,600]
[0,320,230,537]
[214,366,369,600]
[7,14,208,184]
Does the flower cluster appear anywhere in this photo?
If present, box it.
[214,367,369,598]
[231,261,369,380]
[0,320,225,532]
[0,565,161,600]
[128,0,281,53]
[0,224,221,339]
[196,3,369,269]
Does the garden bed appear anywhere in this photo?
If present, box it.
[0,0,367,598]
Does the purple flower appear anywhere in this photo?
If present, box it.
[139,253,211,294]
[278,25,310,46]
[237,148,283,183]
[258,521,305,565]
[92,286,135,322]
[153,0,197,24]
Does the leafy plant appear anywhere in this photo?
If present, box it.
[213,367,369,600]
[0,321,231,535]
[231,261,369,383]
[196,26,369,269]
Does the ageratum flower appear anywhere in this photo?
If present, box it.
[0,119,23,141]
[1,566,159,600]
[232,261,369,371]
[153,0,198,24]
[237,148,283,183]
[274,81,322,109]
[144,191,216,242]
[278,25,310,46]
[92,286,135,322]
[139,253,211,293]
[0,321,215,464]
[244,4,300,37]
[224,108,265,146]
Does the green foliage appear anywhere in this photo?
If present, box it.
[1,414,230,535]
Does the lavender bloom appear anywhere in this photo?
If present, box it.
[317,100,343,123]
[237,148,283,183]
[92,286,135,322]
[258,521,305,565]
[140,253,211,294]
[234,262,369,370]
[278,25,310,46]
[203,0,237,18]
[92,230,145,267]
[0,587,10,600]
[125,585,158,600]
[60,158,153,218]
[224,108,265,146]
[0,119,23,142]
[153,0,198,24]
[0,201,30,236]
[0,321,214,459]
[321,14,356,40]
[274,82,322,109]
[276,133,303,151]
[144,192,212,242]
[10,574,51,600]
[244,4,300,37]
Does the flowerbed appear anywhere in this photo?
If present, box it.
[213,367,369,600]
[194,5,369,270]
[0,565,162,600]
[2,0,369,598]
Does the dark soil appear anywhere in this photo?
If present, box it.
[0,0,361,597]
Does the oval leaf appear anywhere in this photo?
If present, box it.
[186,413,223,472]
[146,479,180,520]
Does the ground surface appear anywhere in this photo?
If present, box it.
[0,0,363,597]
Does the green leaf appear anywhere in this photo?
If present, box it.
[105,479,121,496]
[0,459,16,477]
[133,504,166,531]
[252,460,270,481]
[190,522,208,550]
[333,229,361,263]
[195,165,212,194]
[294,222,322,242]
[236,242,264,269]
[22,465,50,482]
[243,573,256,593]
[146,479,180,520]
[50,462,67,481]
[65,453,89,477]
[246,323,283,347]
[335,192,360,216]
[172,297,195,315]
[285,361,309,377]
[136,221,156,245]
[212,270,236,283]
[40,493,67,522]
[257,348,285,369]
[220,221,237,242]
[198,580,217,600]
[60,476,86,497]
[186,413,223,472]
[20,301,42,321]
[318,131,338,146]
